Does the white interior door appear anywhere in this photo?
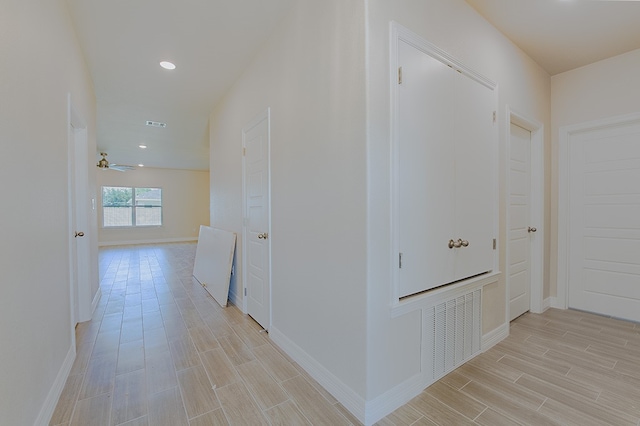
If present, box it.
[453,72,496,281]
[395,38,496,298]
[69,104,92,324]
[568,121,640,322]
[508,123,534,321]
[397,39,456,298]
[243,109,271,330]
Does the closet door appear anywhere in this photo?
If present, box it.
[452,73,496,280]
[397,40,456,298]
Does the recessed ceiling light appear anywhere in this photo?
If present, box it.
[138,164,144,167]
[139,144,147,149]
[160,61,176,70]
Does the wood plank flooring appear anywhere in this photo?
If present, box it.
[50,243,640,425]
[385,305,640,426]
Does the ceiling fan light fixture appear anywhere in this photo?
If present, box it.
[96,152,135,172]
[97,152,109,169]
[159,61,176,70]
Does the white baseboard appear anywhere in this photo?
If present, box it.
[364,373,425,425]
[227,287,241,309]
[269,327,436,425]
[543,297,552,311]
[482,322,509,351]
[91,287,102,315]
[34,345,75,426]
[98,237,198,247]
[269,327,367,424]
[549,297,562,309]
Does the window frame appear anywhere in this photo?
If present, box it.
[101,186,163,228]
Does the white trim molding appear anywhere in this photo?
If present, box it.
[482,322,509,351]
[546,297,557,310]
[270,326,429,425]
[98,237,198,247]
[269,327,367,423]
[34,345,75,426]
[391,271,500,318]
[363,373,424,425]
[227,287,242,309]
[91,287,102,316]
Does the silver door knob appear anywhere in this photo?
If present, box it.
[74,231,85,238]
[449,239,466,249]
[258,233,268,239]
[528,227,537,233]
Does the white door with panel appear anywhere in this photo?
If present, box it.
[243,110,271,330]
[396,39,496,299]
[508,123,536,321]
[568,121,640,322]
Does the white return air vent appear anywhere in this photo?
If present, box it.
[423,288,481,382]
[146,120,166,128]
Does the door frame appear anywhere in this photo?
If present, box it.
[67,95,92,333]
[505,107,544,322]
[557,111,640,309]
[241,108,272,329]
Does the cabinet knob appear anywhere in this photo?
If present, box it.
[258,232,268,239]
[528,227,537,233]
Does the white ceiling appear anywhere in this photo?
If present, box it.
[465,0,640,76]
[68,0,640,171]
[67,0,294,171]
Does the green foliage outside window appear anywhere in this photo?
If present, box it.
[102,186,162,227]
[102,187,132,207]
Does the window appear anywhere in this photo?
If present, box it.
[102,186,162,227]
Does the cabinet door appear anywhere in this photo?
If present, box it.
[397,40,456,298]
[453,73,496,280]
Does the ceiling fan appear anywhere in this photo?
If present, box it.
[96,152,136,172]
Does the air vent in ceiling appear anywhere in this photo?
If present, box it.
[146,120,166,128]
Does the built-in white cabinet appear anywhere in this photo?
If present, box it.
[393,30,497,299]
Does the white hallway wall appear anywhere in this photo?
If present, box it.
[550,48,640,299]
[210,0,552,422]
[97,167,209,246]
[0,0,98,424]
[210,0,368,398]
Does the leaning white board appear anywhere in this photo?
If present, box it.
[193,226,236,307]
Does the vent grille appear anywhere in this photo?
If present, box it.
[425,289,481,381]
[146,120,166,128]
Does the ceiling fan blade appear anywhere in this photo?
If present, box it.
[109,164,136,172]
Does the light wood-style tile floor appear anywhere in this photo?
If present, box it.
[51,243,640,425]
